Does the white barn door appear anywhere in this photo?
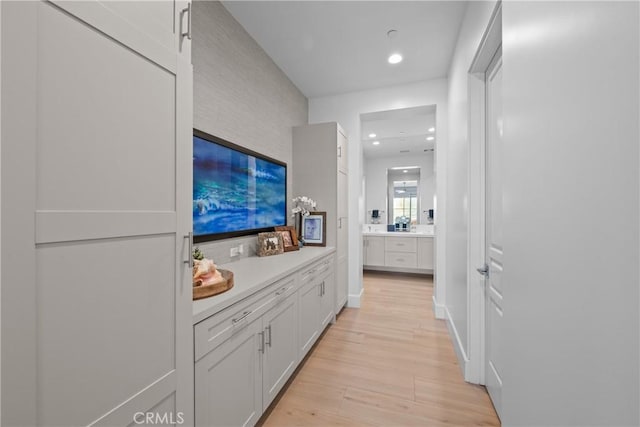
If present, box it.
[1,1,193,425]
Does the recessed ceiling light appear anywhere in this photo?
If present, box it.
[426,136,435,141]
[369,133,376,138]
[403,170,408,173]
[388,53,403,64]
[372,141,380,145]
[428,127,435,133]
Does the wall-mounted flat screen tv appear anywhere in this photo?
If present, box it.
[193,129,287,242]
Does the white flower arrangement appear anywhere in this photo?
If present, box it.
[291,195,317,217]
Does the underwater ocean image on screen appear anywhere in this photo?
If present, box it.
[193,136,286,238]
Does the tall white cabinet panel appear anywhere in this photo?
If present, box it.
[1,1,193,425]
[293,123,349,313]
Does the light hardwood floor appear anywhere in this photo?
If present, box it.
[260,271,500,426]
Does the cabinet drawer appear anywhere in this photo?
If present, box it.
[385,251,418,268]
[194,277,296,361]
[385,237,417,253]
[300,256,334,283]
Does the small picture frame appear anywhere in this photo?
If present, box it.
[257,232,284,257]
[301,212,326,247]
[274,226,299,252]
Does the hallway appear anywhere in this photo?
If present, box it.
[262,272,500,426]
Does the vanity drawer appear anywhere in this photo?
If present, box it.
[385,251,418,268]
[385,237,417,253]
[194,277,296,361]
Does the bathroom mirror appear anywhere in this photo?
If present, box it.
[388,168,420,226]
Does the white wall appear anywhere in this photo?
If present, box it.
[192,1,308,264]
[500,2,639,425]
[445,0,497,370]
[309,79,448,308]
[364,153,435,225]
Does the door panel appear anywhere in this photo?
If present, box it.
[37,2,176,212]
[263,293,298,408]
[485,50,503,419]
[37,236,176,425]
[1,1,192,425]
[298,280,320,357]
[195,320,263,427]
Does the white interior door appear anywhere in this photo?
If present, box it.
[484,48,504,419]
[1,1,193,425]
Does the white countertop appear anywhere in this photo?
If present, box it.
[193,246,336,324]
[362,231,434,238]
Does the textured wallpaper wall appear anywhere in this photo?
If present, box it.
[192,0,308,264]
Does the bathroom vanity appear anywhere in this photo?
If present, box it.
[363,231,434,274]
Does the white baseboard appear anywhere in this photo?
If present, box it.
[347,288,363,308]
[432,296,446,319]
[444,306,469,378]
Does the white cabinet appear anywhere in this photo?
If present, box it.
[298,258,335,358]
[262,292,298,409]
[293,123,349,314]
[194,252,336,427]
[319,269,335,329]
[2,1,194,425]
[364,236,385,266]
[195,319,263,427]
[338,127,348,173]
[195,277,299,426]
[298,276,321,357]
[417,237,435,270]
[364,235,434,273]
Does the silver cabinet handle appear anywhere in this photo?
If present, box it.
[476,263,489,277]
[232,311,251,324]
[181,3,192,40]
[184,232,193,268]
[258,331,264,353]
[338,146,342,158]
[275,287,286,296]
[265,325,272,347]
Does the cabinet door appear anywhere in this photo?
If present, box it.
[338,129,348,173]
[195,320,263,427]
[365,236,386,266]
[1,2,193,425]
[336,257,348,312]
[417,238,435,270]
[319,270,335,328]
[262,293,298,409]
[298,279,321,358]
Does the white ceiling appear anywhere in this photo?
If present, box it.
[222,1,468,98]
[361,105,436,159]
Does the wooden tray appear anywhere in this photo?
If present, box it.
[193,269,234,300]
